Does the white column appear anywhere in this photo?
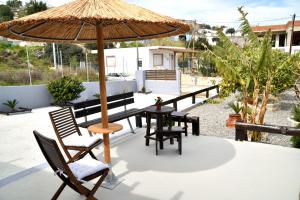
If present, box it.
[286,28,292,51]
[52,43,57,69]
[275,34,280,48]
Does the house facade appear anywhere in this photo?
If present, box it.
[252,20,300,54]
[92,46,195,75]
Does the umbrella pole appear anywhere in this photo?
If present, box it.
[96,24,110,163]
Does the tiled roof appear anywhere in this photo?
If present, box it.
[252,20,300,32]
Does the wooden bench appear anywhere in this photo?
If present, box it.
[73,92,142,133]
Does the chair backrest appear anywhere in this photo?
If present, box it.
[73,92,135,119]
[49,107,82,139]
[33,130,69,175]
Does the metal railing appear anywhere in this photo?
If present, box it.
[161,85,220,111]
[235,122,300,141]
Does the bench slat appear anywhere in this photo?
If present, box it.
[73,92,134,110]
[78,108,142,128]
[74,98,135,118]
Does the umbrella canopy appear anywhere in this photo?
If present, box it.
[0,0,189,165]
[0,0,189,43]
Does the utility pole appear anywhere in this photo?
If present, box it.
[60,50,63,77]
[52,43,57,68]
[289,14,296,55]
[136,41,139,71]
[86,52,89,82]
[26,45,32,85]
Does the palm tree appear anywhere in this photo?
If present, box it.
[206,7,300,141]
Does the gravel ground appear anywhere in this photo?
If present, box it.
[187,89,299,147]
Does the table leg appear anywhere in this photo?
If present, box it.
[146,113,151,146]
[157,115,163,150]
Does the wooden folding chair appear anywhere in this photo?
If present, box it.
[33,130,109,200]
[49,107,102,162]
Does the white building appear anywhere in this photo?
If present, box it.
[252,20,300,54]
[92,46,195,75]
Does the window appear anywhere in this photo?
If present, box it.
[106,56,116,67]
[279,34,285,47]
[271,35,276,47]
[153,54,163,66]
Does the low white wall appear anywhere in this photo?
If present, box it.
[145,70,181,96]
[0,85,53,111]
[77,80,137,102]
[0,80,137,110]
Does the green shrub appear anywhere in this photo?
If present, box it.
[292,105,300,122]
[48,76,85,105]
[291,106,300,148]
[291,135,300,148]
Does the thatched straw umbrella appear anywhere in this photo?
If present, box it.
[0,0,189,187]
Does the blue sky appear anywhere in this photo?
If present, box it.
[9,0,300,28]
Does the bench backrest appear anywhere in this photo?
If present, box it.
[73,92,134,119]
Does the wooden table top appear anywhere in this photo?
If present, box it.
[88,123,123,134]
[144,106,175,114]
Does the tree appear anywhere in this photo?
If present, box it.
[84,42,115,50]
[6,0,22,8]
[226,28,236,36]
[25,0,47,15]
[194,37,211,50]
[207,7,300,141]
[199,24,211,30]
[0,5,14,22]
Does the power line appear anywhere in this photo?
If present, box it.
[196,15,297,25]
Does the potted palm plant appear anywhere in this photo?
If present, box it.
[1,99,32,115]
[226,102,243,128]
[3,99,19,112]
[288,105,300,127]
[289,105,300,148]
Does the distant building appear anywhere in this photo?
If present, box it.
[91,46,196,75]
[180,20,246,47]
[252,20,300,54]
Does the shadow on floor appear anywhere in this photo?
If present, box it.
[111,131,236,173]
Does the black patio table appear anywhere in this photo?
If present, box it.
[144,106,175,149]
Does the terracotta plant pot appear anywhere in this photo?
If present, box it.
[246,97,253,105]
[226,113,242,128]
[156,104,161,110]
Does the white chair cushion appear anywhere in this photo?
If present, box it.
[63,135,102,147]
[68,157,108,180]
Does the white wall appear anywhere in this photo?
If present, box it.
[149,49,175,70]
[103,47,177,75]
[0,85,53,111]
[104,47,150,75]
[145,70,181,96]
[0,80,137,111]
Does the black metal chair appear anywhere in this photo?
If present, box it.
[33,130,109,200]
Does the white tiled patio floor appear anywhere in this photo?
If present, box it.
[1,93,300,200]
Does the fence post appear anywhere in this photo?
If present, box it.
[173,101,178,111]
[235,122,248,141]
[192,95,196,104]
[216,85,220,94]
[206,90,209,98]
